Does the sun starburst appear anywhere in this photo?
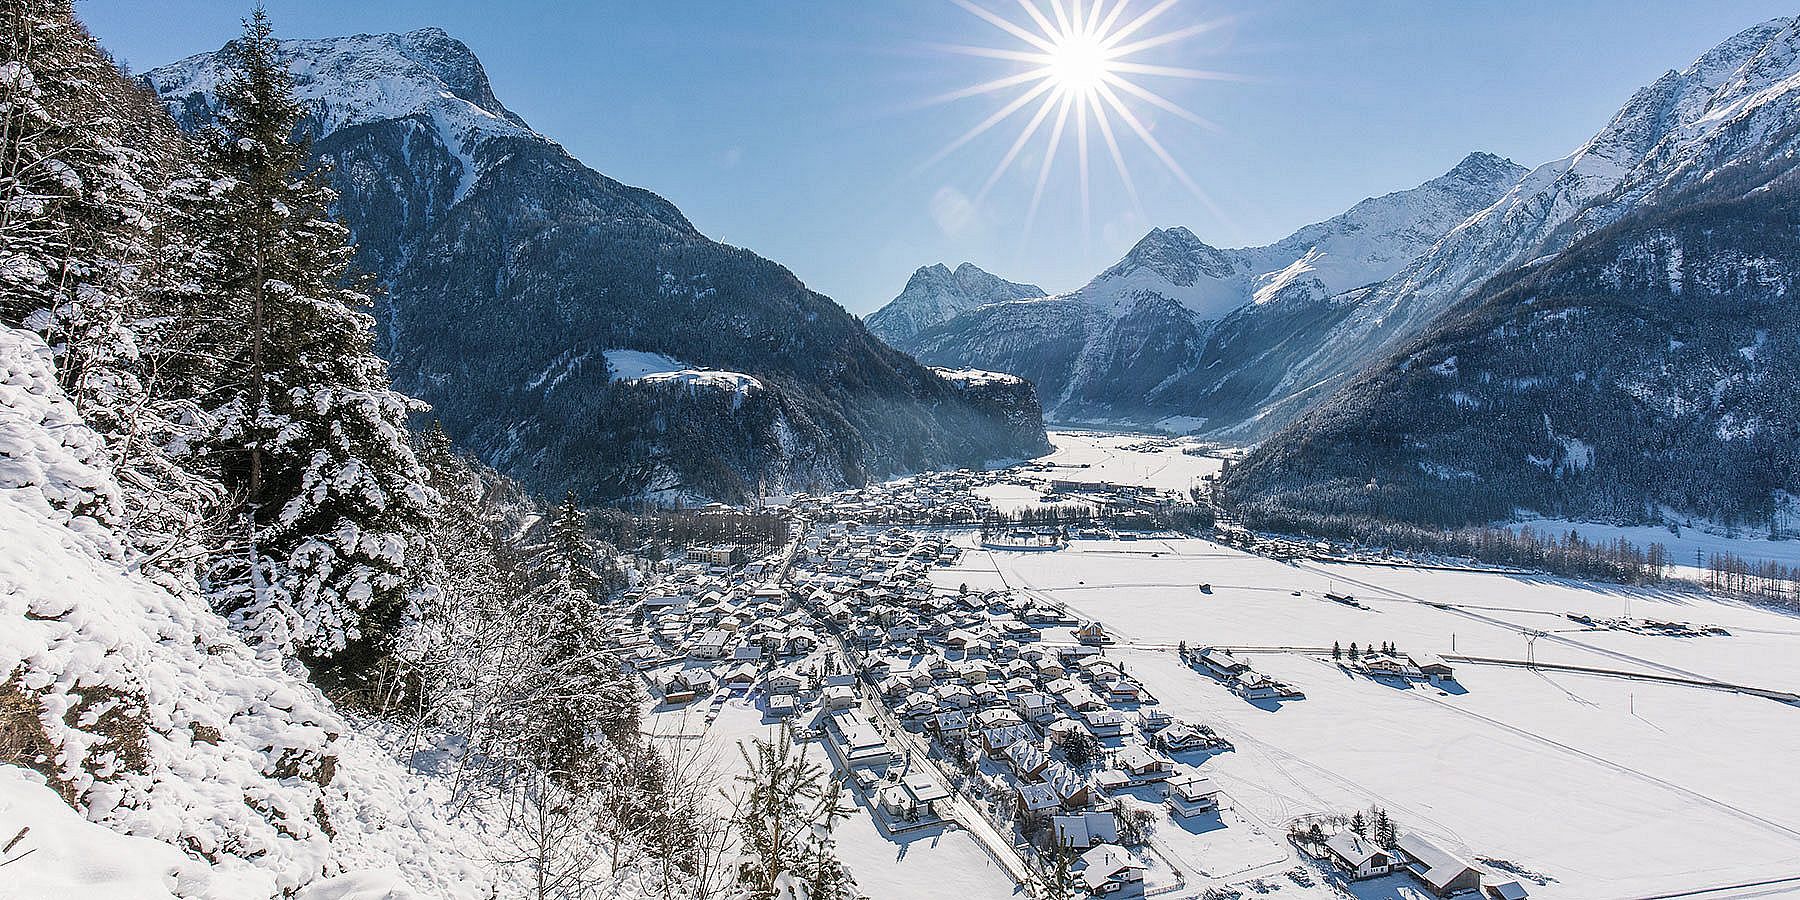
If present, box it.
[925,0,1232,238]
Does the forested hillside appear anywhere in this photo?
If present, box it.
[142,28,1048,505]
[0,5,830,896]
[1224,164,1800,535]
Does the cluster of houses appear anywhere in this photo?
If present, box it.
[1185,647,1307,703]
[787,469,998,525]
[1317,829,1529,899]
[782,519,1236,896]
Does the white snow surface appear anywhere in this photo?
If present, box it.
[604,348,761,407]
[143,28,535,204]
[930,366,1025,388]
[0,325,495,898]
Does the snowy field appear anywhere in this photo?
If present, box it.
[929,534,1800,899]
[1033,430,1225,493]
[922,434,1800,899]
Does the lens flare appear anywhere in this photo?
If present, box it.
[925,0,1234,237]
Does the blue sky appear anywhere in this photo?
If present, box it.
[80,1,1797,314]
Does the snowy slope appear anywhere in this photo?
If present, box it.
[864,262,1044,345]
[0,324,494,898]
[145,28,532,205]
[1265,17,1800,428]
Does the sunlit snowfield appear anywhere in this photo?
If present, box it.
[660,432,1800,900]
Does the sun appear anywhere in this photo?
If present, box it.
[1047,29,1110,95]
[924,0,1233,237]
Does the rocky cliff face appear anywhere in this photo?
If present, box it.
[865,262,1044,345]
[144,28,1048,503]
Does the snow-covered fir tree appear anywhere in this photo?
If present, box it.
[196,9,433,679]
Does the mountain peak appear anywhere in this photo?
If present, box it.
[1443,151,1524,185]
[868,262,1045,344]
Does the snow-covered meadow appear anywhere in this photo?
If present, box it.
[916,433,1800,900]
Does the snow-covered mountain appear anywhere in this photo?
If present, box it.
[885,152,1526,428]
[1227,17,1800,531]
[144,29,1047,503]
[864,262,1044,344]
[1247,16,1800,438]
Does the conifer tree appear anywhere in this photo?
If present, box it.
[198,8,433,679]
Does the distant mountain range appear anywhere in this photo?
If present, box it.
[878,152,1527,433]
[144,28,1047,504]
[1224,17,1800,532]
[865,262,1044,345]
[878,16,1800,530]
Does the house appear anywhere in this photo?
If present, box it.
[1013,691,1057,723]
[1137,709,1173,731]
[721,664,758,690]
[688,629,730,660]
[1105,679,1143,703]
[1164,772,1219,817]
[1078,844,1147,895]
[1005,739,1051,781]
[826,710,896,768]
[1394,833,1483,896]
[766,693,798,718]
[1080,708,1128,737]
[656,671,706,704]
[1075,622,1112,645]
[765,671,805,695]
[900,773,950,816]
[1233,672,1302,701]
[1052,810,1118,849]
[1322,832,1393,880]
[1015,782,1060,815]
[1043,763,1092,810]
[1197,648,1249,679]
[822,684,858,710]
[981,723,1039,758]
[1413,653,1457,682]
[1360,653,1421,681]
[1154,722,1214,753]
[929,710,970,743]
[1115,745,1174,782]
[1483,880,1529,900]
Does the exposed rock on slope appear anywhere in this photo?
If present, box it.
[865,262,1044,344]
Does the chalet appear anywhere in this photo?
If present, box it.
[1483,879,1529,900]
[731,642,764,663]
[1078,844,1147,896]
[930,710,970,743]
[766,693,797,718]
[1154,722,1214,753]
[972,708,1025,730]
[1394,833,1483,896]
[1052,810,1118,849]
[900,773,949,816]
[1013,691,1057,723]
[656,671,705,704]
[1114,745,1174,782]
[1323,832,1393,880]
[722,664,759,691]
[1233,672,1302,701]
[1015,782,1060,815]
[1137,708,1173,732]
[1080,708,1128,737]
[688,629,730,660]
[1164,772,1219,817]
[822,684,858,710]
[1005,739,1051,781]
[1075,622,1112,645]
[1197,648,1249,679]
[1360,653,1422,681]
[1413,653,1456,682]
[1105,679,1143,703]
[1043,763,1092,810]
[981,723,1039,758]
